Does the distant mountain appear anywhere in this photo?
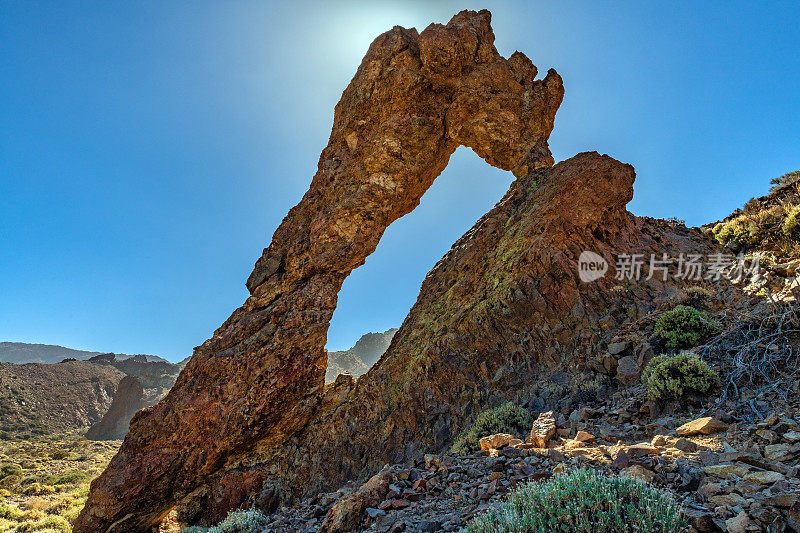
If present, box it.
[0,342,169,364]
[325,328,398,383]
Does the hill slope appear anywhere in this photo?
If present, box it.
[0,361,124,437]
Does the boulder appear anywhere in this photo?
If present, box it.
[479,433,516,451]
[528,411,557,448]
[676,417,728,436]
[615,355,640,385]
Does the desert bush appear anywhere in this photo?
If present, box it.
[451,403,533,455]
[770,169,800,192]
[642,353,720,401]
[653,305,720,349]
[0,463,22,481]
[181,508,269,533]
[782,206,800,239]
[52,470,86,486]
[464,468,685,533]
[15,513,71,532]
[678,287,715,310]
[0,503,25,521]
[49,450,69,461]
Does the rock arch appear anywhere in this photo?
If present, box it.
[76,10,564,532]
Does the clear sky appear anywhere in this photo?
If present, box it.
[2,1,799,361]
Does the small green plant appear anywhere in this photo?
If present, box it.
[451,403,533,455]
[181,508,269,533]
[642,353,720,401]
[652,305,720,349]
[464,468,686,533]
[782,206,800,239]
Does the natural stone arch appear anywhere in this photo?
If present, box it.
[76,10,563,532]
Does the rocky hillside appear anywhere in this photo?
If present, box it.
[75,10,800,533]
[0,353,182,439]
[0,361,124,437]
[326,329,398,382]
[0,341,169,364]
[85,353,181,403]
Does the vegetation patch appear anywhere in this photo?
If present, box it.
[782,205,800,239]
[181,508,269,533]
[652,305,720,349]
[0,434,119,532]
[464,468,686,533]
[451,403,533,455]
[642,353,720,401]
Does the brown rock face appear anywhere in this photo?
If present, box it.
[85,375,147,441]
[76,10,564,532]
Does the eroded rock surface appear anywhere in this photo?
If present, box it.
[76,10,565,532]
[85,375,148,441]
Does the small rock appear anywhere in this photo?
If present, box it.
[651,435,669,447]
[676,417,728,436]
[615,355,640,385]
[764,443,793,462]
[744,470,785,485]
[574,430,595,443]
[424,454,441,469]
[611,450,631,470]
[702,463,749,478]
[608,341,630,355]
[366,508,386,519]
[673,437,698,452]
[725,511,749,533]
[626,443,660,458]
[621,464,655,483]
[417,521,441,533]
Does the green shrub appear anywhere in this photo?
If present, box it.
[782,206,800,239]
[451,403,533,455]
[181,509,269,533]
[0,503,26,520]
[49,449,70,461]
[713,218,760,249]
[15,514,71,532]
[52,470,87,485]
[465,468,685,533]
[642,353,720,401]
[0,462,22,480]
[652,305,720,349]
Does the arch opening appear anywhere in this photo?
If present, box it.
[325,147,514,381]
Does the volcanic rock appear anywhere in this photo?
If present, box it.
[528,411,557,448]
[76,10,723,532]
[676,417,729,436]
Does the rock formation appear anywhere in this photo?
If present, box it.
[85,375,148,441]
[76,10,720,532]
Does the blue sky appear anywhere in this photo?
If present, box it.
[1,1,799,361]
